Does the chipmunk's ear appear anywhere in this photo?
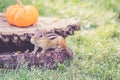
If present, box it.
[35,28,40,33]
[34,28,41,37]
[43,29,47,35]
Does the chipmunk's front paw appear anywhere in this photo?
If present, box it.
[36,51,44,57]
[31,51,36,55]
[36,54,41,57]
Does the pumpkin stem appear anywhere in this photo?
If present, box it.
[16,0,24,7]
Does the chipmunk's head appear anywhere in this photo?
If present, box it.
[34,28,47,39]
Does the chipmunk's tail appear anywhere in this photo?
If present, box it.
[65,47,74,59]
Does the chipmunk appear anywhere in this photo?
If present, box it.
[30,29,73,58]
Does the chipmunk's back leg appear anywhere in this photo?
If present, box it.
[32,45,39,55]
[57,37,73,58]
[57,36,67,48]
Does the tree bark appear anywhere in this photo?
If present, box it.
[0,47,73,69]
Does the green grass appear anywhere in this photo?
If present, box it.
[0,0,120,80]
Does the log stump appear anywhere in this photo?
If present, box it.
[0,13,80,69]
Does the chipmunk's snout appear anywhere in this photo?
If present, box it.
[32,36,38,40]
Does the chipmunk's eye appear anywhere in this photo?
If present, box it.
[40,35,43,37]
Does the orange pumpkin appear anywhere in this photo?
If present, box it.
[5,0,39,27]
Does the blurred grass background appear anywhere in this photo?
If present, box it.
[0,0,120,80]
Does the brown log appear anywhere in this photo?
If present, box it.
[0,47,73,69]
[0,13,80,53]
[0,13,80,69]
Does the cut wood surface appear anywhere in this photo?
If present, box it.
[0,13,80,35]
